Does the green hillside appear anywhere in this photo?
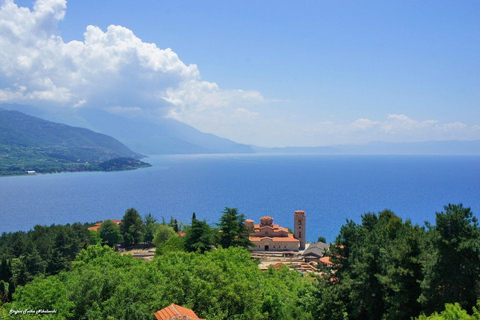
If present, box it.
[0,109,150,175]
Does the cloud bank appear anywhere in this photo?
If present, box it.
[0,0,478,146]
[307,114,478,145]
[0,0,263,116]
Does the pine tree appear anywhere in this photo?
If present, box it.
[143,213,157,243]
[218,207,252,249]
[120,208,145,247]
[419,204,480,313]
[99,220,122,246]
[184,214,212,253]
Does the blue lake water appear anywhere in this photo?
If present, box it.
[1,154,479,242]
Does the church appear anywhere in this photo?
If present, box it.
[246,210,306,251]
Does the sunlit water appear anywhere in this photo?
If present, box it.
[1,154,479,242]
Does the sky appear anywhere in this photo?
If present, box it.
[1,0,479,147]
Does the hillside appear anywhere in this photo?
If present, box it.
[64,108,256,155]
[0,109,150,175]
[0,104,255,155]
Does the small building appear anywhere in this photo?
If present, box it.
[154,303,205,320]
[302,241,330,262]
[247,211,306,251]
[319,256,334,267]
[26,171,36,175]
[87,219,122,232]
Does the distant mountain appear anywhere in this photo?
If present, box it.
[252,140,480,155]
[2,104,477,156]
[0,108,150,175]
[1,104,255,155]
[73,108,255,155]
[251,145,337,154]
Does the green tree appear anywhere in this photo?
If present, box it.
[153,224,176,247]
[0,222,96,293]
[143,213,157,243]
[0,258,12,283]
[169,218,179,233]
[46,227,75,275]
[99,220,122,247]
[416,301,480,320]
[0,280,9,304]
[120,208,145,246]
[155,235,185,256]
[317,236,327,243]
[88,229,102,245]
[321,210,426,320]
[420,204,480,314]
[184,213,213,253]
[4,245,314,320]
[217,207,252,249]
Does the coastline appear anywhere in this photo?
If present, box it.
[0,158,152,177]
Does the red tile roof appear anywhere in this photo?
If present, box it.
[87,219,122,232]
[154,304,205,320]
[87,224,101,232]
[319,256,334,265]
[252,224,289,233]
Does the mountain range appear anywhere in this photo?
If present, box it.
[2,103,479,157]
[0,104,254,155]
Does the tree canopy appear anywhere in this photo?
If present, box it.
[184,213,213,253]
[120,208,145,246]
[1,203,479,320]
[314,204,480,320]
[2,245,314,320]
[217,207,252,249]
[99,220,122,247]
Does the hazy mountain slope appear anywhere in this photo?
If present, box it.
[3,104,477,156]
[1,104,255,155]
[0,109,149,175]
[72,108,255,154]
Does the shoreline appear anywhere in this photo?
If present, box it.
[0,162,152,178]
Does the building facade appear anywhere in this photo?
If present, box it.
[247,210,306,251]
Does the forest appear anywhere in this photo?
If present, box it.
[0,204,479,319]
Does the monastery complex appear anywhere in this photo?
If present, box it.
[246,210,306,251]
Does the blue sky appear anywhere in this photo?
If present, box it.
[3,0,480,146]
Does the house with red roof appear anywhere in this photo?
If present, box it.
[154,303,205,320]
[87,219,122,232]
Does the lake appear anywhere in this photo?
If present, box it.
[1,154,479,242]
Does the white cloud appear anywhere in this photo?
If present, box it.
[300,115,479,146]
[0,0,264,120]
[351,118,380,131]
[257,114,479,147]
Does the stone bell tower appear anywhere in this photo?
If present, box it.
[294,210,306,250]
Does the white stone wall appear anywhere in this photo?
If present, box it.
[250,240,299,251]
